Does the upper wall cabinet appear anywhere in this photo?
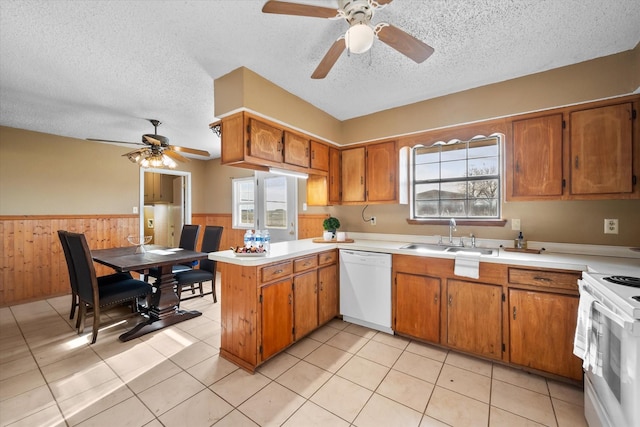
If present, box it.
[144,172,174,204]
[341,141,397,204]
[220,112,329,175]
[570,102,634,196]
[510,114,564,199]
[506,96,638,201]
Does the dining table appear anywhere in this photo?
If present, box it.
[92,245,208,341]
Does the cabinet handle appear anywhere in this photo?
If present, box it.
[533,276,551,282]
[360,176,364,185]
[274,269,283,274]
[306,147,309,158]
[515,162,520,173]
[434,295,438,304]
[513,306,517,320]
[448,295,452,306]
[575,156,579,169]
[289,294,292,305]
[311,149,314,159]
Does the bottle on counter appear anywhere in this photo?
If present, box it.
[254,230,262,248]
[244,229,253,249]
[263,230,270,252]
[516,231,526,249]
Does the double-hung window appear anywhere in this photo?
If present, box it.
[232,177,255,229]
[411,135,501,219]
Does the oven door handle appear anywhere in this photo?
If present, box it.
[592,300,639,336]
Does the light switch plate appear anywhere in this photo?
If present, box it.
[604,219,618,234]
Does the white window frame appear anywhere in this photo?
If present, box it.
[232,176,256,229]
[410,135,502,220]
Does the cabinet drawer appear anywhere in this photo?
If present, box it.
[261,261,292,283]
[318,250,337,265]
[508,268,580,291]
[294,255,318,273]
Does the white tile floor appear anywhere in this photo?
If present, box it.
[0,278,588,426]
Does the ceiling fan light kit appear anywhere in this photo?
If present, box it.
[262,0,434,79]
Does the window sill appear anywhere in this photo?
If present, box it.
[406,218,507,227]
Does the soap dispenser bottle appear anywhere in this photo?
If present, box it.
[516,231,524,249]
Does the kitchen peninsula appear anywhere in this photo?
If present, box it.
[210,235,640,379]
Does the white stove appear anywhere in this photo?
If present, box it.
[578,272,640,427]
[581,273,640,320]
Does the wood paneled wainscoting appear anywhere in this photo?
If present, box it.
[0,215,139,307]
[0,213,329,306]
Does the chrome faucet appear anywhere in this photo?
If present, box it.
[470,233,476,248]
[448,218,456,244]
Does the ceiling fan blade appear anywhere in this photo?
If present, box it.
[262,1,338,19]
[376,24,434,63]
[376,0,394,4]
[163,149,189,163]
[171,145,210,157]
[143,135,162,146]
[87,138,143,145]
[311,38,346,79]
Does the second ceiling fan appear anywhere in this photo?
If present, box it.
[262,0,434,79]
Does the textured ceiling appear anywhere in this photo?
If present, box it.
[1,0,639,159]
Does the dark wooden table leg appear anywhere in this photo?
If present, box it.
[119,265,202,341]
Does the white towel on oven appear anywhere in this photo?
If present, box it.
[573,288,603,376]
[454,252,481,279]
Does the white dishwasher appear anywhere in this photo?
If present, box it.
[339,250,393,334]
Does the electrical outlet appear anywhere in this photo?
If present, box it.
[512,219,521,231]
[370,216,376,226]
[604,219,618,234]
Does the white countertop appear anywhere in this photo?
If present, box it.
[209,234,640,276]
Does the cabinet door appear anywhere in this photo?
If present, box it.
[310,141,329,171]
[261,279,293,360]
[294,271,318,339]
[446,280,502,359]
[318,264,338,324]
[512,114,564,197]
[570,103,633,195]
[306,175,328,206]
[366,141,397,202]
[509,290,582,380]
[394,272,440,343]
[284,131,310,168]
[220,113,245,164]
[249,118,283,163]
[341,147,365,202]
[328,147,341,204]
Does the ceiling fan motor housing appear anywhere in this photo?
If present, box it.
[339,0,375,26]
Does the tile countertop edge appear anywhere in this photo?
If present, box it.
[209,237,640,275]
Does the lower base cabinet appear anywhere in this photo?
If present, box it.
[293,271,318,340]
[261,279,293,360]
[318,263,338,324]
[446,279,503,360]
[394,272,441,343]
[509,289,583,380]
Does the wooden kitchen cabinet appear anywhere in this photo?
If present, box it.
[310,140,329,171]
[260,278,293,360]
[220,250,338,372]
[446,279,503,360]
[341,141,397,204]
[249,118,284,163]
[341,147,366,202]
[144,172,173,203]
[293,271,318,339]
[394,272,441,343]
[509,289,582,380]
[570,102,634,195]
[318,262,338,324]
[284,131,309,168]
[511,114,564,198]
[366,141,397,202]
[328,147,341,204]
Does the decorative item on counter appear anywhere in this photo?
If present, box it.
[322,216,341,241]
[336,231,347,241]
[127,235,152,254]
[515,231,527,249]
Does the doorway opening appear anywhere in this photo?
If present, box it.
[138,168,192,246]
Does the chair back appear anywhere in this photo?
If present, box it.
[178,224,201,251]
[65,232,99,307]
[58,230,78,293]
[199,226,223,273]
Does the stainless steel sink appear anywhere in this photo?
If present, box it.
[445,246,497,256]
[399,243,497,256]
[399,243,451,252]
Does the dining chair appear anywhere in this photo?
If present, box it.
[57,230,133,320]
[64,231,152,344]
[175,225,223,303]
[144,224,202,281]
